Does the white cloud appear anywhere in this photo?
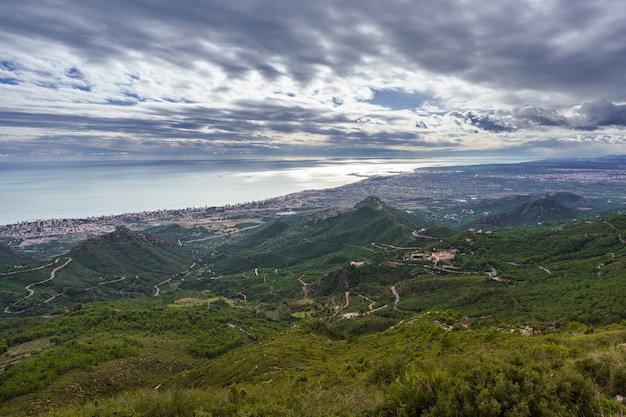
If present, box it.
[1,0,626,159]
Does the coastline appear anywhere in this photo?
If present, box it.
[0,156,529,226]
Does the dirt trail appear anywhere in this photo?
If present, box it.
[603,220,625,243]
[538,266,551,275]
[391,286,400,305]
[358,294,376,311]
[153,277,172,297]
[184,224,262,243]
[99,276,127,285]
[298,276,309,297]
[4,257,73,313]
[154,262,196,296]
[0,262,54,276]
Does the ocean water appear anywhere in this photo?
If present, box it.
[0,156,526,225]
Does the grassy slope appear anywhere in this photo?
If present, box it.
[33,315,626,417]
[395,215,626,325]
[0,297,284,416]
[208,197,427,274]
[195,212,626,328]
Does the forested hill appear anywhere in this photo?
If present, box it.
[0,243,35,270]
[473,195,581,227]
[0,227,194,315]
[68,226,190,275]
[207,195,430,274]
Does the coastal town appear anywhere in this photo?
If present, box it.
[2,158,625,253]
[0,193,322,237]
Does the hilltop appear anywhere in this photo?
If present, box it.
[68,226,189,275]
[472,194,582,227]
[207,196,429,274]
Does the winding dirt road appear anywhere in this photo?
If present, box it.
[298,276,309,297]
[391,286,400,305]
[4,257,73,314]
[153,263,196,296]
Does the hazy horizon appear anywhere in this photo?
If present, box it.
[1,155,535,226]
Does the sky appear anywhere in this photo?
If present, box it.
[1,0,626,161]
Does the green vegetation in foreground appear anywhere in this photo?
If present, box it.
[0,297,284,416]
[31,316,626,417]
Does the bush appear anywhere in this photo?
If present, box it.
[368,356,409,386]
[575,348,626,397]
[379,357,594,417]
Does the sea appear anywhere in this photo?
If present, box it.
[0,156,529,226]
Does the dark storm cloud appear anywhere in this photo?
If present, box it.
[0,0,335,83]
[371,0,626,100]
[576,100,626,129]
[3,0,624,98]
[427,102,626,134]
[2,0,626,158]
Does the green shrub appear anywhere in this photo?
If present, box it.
[379,357,594,417]
[575,348,626,397]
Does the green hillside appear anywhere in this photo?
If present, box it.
[208,196,428,273]
[68,226,190,276]
[474,196,582,227]
[1,199,625,416]
[0,298,283,416]
[1,305,625,417]
[185,200,626,323]
[0,243,36,271]
[430,191,603,229]
[0,227,193,314]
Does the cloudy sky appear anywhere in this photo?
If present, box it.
[1,0,626,161]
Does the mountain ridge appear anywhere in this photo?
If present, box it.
[68,226,190,275]
[208,196,429,274]
[0,201,625,416]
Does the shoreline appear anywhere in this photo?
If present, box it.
[0,156,533,227]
